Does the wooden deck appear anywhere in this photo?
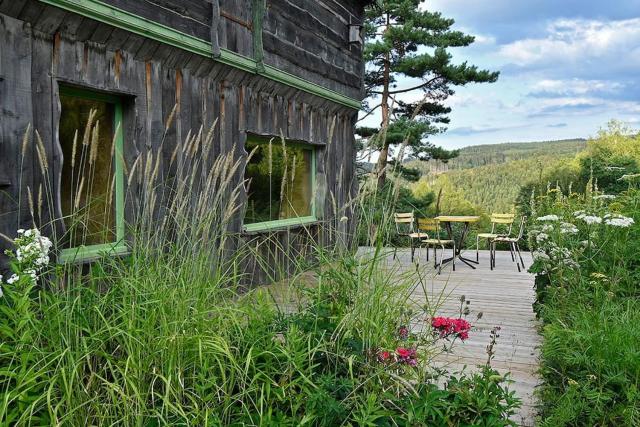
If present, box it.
[387,248,540,426]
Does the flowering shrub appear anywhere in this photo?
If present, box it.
[2,228,52,290]
[528,186,640,425]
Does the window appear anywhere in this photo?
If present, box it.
[244,136,316,231]
[57,86,126,261]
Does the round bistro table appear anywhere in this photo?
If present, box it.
[435,215,481,269]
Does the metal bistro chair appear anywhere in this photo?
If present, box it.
[394,212,429,262]
[420,218,456,274]
[476,213,515,263]
[491,216,527,272]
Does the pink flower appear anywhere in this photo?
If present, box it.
[395,347,418,366]
[431,317,471,341]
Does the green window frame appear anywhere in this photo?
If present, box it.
[243,136,317,232]
[57,86,127,262]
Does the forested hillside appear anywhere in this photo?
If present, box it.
[408,139,587,214]
[446,138,586,169]
[406,138,586,173]
[416,156,570,213]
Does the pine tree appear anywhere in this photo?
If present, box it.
[360,0,499,188]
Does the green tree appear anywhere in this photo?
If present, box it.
[360,0,499,188]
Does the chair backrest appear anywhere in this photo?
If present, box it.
[417,218,438,232]
[514,216,527,240]
[394,212,415,235]
[490,213,515,234]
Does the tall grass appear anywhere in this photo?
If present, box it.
[0,110,520,425]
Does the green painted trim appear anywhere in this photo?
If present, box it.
[243,137,318,232]
[262,65,361,110]
[244,216,318,233]
[57,85,126,262]
[38,0,362,110]
[58,242,129,263]
[252,0,265,73]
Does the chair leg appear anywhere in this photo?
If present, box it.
[511,242,521,272]
[490,241,495,270]
[434,245,438,269]
[507,242,515,263]
[410,238,415,262]
[452,243,456,272]
[476,236,480,262]
[438,245,444,274]
[489,242,496,271]
[426,244,429,261]
[393,246,397,260]
[515,242,526,271]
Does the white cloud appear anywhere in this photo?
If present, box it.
[498,18,640,68]
[531,78,622,96]
[525,96,640,117]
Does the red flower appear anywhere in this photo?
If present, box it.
[431,316,471,341]
[396,347,411,358]
[377,350,391,362]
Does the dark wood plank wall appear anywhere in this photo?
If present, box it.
[97,0,365,96]
[0,1,361,283]
[262,0,365,99]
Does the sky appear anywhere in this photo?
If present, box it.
[360,0,640,150]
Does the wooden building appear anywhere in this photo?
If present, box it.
[0,0,369,283]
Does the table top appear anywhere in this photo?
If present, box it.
[435,215,481,223]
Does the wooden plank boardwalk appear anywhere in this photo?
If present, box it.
[386,248,540,426]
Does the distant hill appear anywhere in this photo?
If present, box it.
[404,138,588,214]
[442,138,587,170]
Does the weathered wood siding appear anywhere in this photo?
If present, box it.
[96,0,366,96]
[262,0,365,98]
[0,0,362,284]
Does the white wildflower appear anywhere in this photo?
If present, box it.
[593,194,616,200]
[536,233,549,243]
[575,212,602,225]
[537,214,560,222]
[6,274,19,285]
[8,228,52,279]
[17,229,25,234]
[604,215,634,228]
[560,222,578,234]
[532,250,549,261]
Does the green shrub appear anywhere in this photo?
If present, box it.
[529,187,640,426]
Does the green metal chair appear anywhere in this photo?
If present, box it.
[476,213,515,264]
